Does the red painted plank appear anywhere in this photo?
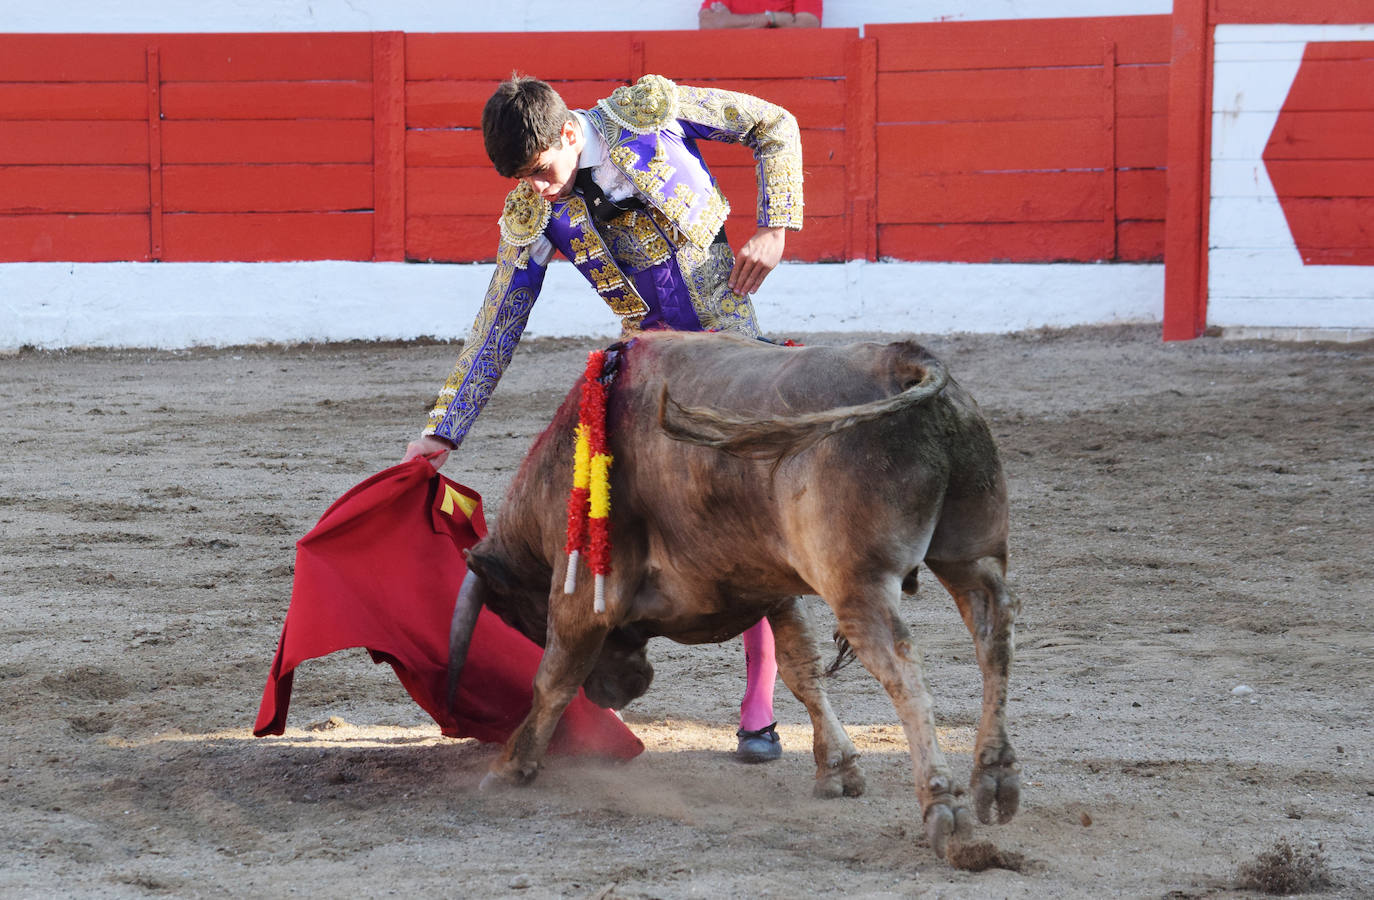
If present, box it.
[878,119,1108,174]
[878,68,1106,123]
[0,121,148,165]
[406,33,635,81]
[0,165,148,214]
[162,164,372,212]
[1210,1,1374,24]
[1118,168,1167,220]
[162,212,374,261]
[407,167,510,216]
[161,81,373,120]
[720,215,849,262]
[1265,111,1374,160]
[0,84,145,121]
[878,221,1111,262]
[0,213,149,261]
[157,33,373,81]
[0,35,149,82]
[877,171,1108,225]
[162,120,374,164]
[405,81,496,129]
[1118,116,1168,168]
[1118,220,1165,261]
[1117,64,1170,118]
[642,30,852,79]
[872,15,1172,72]
[406,129,489,167]
[1264,160,1374,196]
[406,214,493,262]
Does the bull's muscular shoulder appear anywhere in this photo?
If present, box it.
[596,74,679,134]
[498,182,552,247]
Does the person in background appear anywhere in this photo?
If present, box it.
[699,0,822,29]
[404,74,805,764]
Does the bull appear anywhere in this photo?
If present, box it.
[447,330,1021,858]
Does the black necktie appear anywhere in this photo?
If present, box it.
[575,168,643,224]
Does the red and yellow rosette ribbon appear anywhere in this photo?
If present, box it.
[564,350,614,612]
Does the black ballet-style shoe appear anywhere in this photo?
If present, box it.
[735,722,782,763]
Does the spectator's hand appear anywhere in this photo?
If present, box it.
[699,2,746,29]
[403,434,455,470]
[729,226,786,296]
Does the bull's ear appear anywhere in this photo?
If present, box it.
[887,341,937,392]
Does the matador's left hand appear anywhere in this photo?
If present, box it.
[729,226,786,296]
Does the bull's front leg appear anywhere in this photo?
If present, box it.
[826,579,972,860]
[766,599,864,799]
[481,595,610,791]
[926,555,1021,825]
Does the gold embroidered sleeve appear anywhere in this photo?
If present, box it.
[422,240,544,446]
[673,83,804,230]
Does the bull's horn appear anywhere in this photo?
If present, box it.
[446,569,484,711]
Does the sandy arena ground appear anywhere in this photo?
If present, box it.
[1,323,1370,897]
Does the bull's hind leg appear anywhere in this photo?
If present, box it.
[925,555,1021,825]
[482,599,609,791]
[766,599,864,799]
[825,579,972,859]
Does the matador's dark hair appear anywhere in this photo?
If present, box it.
[482,74,572,178]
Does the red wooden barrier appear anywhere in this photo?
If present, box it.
[869,15,1170,263]
[0,20,1170,265]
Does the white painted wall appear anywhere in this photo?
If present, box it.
[5,0,1172,33]
[1208,24,1374,331]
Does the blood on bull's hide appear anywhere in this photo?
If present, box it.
[446,330,1021,860]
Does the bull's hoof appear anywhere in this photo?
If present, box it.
[972,745,1020,824]
[479,763,538,793]
[812,756,866,799]
[923,802,974,860]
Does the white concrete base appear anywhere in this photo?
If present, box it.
[0,260,1164,350]
[6,1,1173,34]
[1217,326,1374,344]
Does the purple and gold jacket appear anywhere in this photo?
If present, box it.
[424,75,804,447]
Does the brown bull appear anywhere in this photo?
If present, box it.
[447,330,1021,858]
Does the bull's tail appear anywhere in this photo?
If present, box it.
[658,352,948,460]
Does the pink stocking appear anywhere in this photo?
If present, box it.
[738,618,778,731]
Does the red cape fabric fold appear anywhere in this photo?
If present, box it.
[253,456,643,759]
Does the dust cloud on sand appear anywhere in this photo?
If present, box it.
[1,325,1370,896]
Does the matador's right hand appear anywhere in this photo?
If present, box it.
[403,434,455,471]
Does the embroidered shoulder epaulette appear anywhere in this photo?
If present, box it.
[597,74,679,135]
[499,182,552,247]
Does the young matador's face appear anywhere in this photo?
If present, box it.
[517,119,581,202]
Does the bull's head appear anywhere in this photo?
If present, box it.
[446,545,655,713]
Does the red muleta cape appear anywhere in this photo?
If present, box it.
[253,456,643,759]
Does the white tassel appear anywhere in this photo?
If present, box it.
[594,574,607,614]
[563,550,579,594]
